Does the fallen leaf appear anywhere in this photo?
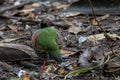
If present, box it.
[57,67,68,75]
[2,10,19,18]
[32,3,41,7]
[51,2,69,10]
[45,64,55,73]
[78,46,104,66]
[68,26,82,34]
[104,33,114,41]
[27,13,35,19]
[60,49,75,55]
[0,37,20,43]
[19,8,35,15]
[97,14,110,21]
[7,25,22,35]
[88,17,98,26]
[0,61,13,71]
[60,12,81,18]
[21,71,30,80]
[105,61,120,74]
[87,33,120,42]
[0,43,38,61]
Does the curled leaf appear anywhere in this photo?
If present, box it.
[0,43,38,61]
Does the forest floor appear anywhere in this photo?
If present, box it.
[0,0,120,80]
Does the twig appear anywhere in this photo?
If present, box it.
[0,0,38,14]
[88,0,105,33]
[88,0,116,55]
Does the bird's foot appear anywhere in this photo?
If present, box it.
[41,65,45,71]
[53,61,58,67]
[41,58,47,71]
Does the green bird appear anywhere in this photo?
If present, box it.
[32,19,63,70]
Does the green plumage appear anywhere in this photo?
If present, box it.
[32,27,62,63]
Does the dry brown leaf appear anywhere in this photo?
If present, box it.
[0,43,38,61]
[104,49,119,56]
[27,13,35,19]
[88,17,98,26]
[0,38,20,43]
[45,64,55,73]
[21,71,30,80]
[51,2,70,10]
[97,14,110,21]
[114,17,120,21]
[32,3,41,7]
[0,61,13,71]
[55,4,70,10]
[7,25,22,35]
[2,10,19,18]
[68,26,82,34]
[87,33,120,42]
[60,49,75,55]
[60,12,81,18]
[57,67,68,75]
[105,61,120,74]
[19,8,35,15]
[78,46,104,66]
[7,25,18,32]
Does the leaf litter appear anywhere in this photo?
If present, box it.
[0,0,120,80]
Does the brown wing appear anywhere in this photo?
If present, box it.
[32,32,45,53]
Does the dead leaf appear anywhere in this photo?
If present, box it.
[114,17,120,21]
[21,71,30,80]
[78,46,104,66]
[88,17,98,26]
[0,37,20,43]
[0,43,38,61]
[60,12,81,18]
[53,19,73,29]
[19,8,35,15]
[57,67,68,75]
[0,61,13,71]
[97,14,110,21]
[7,25,22,35]
[2,10,19,18]
[104,33,114,41]
[27,13,35,19]
[104,49,119,56]
[51,2,70,10]
[60,49,75,55]
[105,61,120,74]
[55,4,70,10]
[32,3,41,7]
[87,33,120,42]
[68,26,82,34]
[45,64,55,73]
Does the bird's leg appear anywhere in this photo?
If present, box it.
[53,61,58,67]
[41,58,47,71]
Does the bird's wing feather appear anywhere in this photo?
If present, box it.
[32,31,45,53]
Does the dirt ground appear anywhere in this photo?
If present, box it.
[0,0,120,80]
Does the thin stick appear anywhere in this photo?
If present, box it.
[88,0,116,55]
[88,0,105,33]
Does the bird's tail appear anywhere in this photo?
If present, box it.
[48,50,63,63]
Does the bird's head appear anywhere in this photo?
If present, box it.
[40,18,54,28]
